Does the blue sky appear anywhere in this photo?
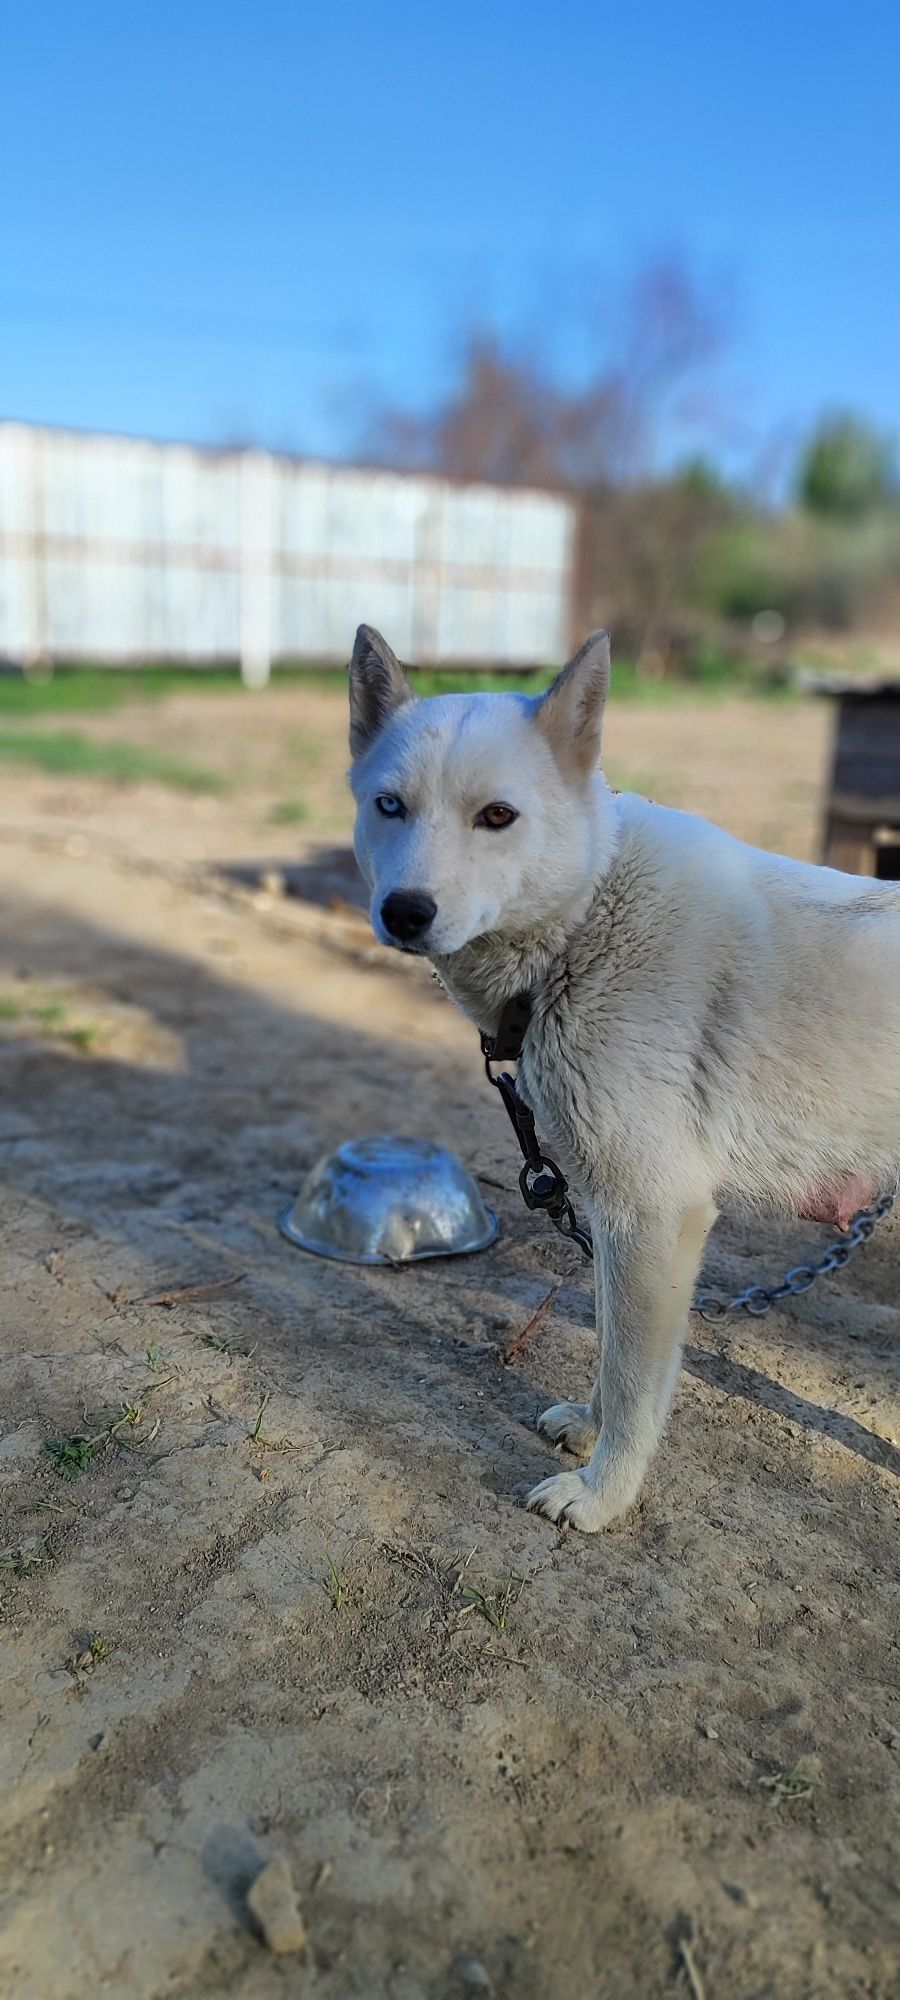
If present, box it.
[3,2,898,479]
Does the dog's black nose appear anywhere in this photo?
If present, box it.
[380,890,437,944]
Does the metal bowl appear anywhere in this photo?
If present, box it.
[279,1134,499,1265]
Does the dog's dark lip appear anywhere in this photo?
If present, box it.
[378,934,432,957]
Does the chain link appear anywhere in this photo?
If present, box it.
[693,1191,896,1320]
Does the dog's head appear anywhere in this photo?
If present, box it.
[348,625,613,958]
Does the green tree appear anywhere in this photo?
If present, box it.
[798,414,896,518]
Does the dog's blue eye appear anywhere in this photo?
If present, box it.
[475,802,518,830]
[376,794,406,819]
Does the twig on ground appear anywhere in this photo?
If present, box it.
[677,1929,706,2000]
[500,1284,560,1363]
[140,1273,247,1309]
[450,1547,479,1594]
[247,1393,298,1452]
[201,1330,257,1362]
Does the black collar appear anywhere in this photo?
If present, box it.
[479,989,533,1066]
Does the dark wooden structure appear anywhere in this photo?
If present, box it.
[820,681,900,877]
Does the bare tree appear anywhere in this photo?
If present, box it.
[363,254,733,670]
[365,254,727,495]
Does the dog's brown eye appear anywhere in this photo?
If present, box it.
[476,802,518,830]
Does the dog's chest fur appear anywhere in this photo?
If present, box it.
[435,806,900,1228]
[437,829,749,1219]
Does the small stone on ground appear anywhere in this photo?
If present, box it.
[247,1856,308,1955]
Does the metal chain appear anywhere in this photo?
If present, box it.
[693,1191,896,1320]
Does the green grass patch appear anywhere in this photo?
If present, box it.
[324,1555,347,1612]
[0,665,253,717]
[35,998,67,1028]
[758,1763,817,1806]
[307,656,795,703]
[0,661,336,718]
[267,797,310,825]
[46,1435,101,1481]
[458,1574,525,1632]
[66,1024,100,1053]
[608,654,795,703]
[0,986,101,1054]
[0,1537,47,1573]
[0,653,797,722]
[0,729,224,790]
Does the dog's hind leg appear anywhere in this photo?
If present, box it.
[528,1200,716,1532]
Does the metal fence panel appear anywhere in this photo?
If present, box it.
[0,422,578,679]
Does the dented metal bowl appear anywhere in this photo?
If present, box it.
[279,1134,499,1265]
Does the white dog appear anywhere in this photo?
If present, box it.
[349,624,900,1531]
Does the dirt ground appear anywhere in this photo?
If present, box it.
[1,681,898,2000]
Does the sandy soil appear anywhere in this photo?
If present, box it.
[1,683,898,1999]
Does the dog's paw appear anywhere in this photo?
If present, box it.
[526,1468,598,1530]
[536,1401,596,1458]
[525,1461,636,1533]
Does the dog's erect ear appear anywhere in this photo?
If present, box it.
[535,630,610,779]
[348,625,415,757]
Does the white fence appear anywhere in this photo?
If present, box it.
[0,423,578,683]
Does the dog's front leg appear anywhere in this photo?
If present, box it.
[527,1200,716,1532]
